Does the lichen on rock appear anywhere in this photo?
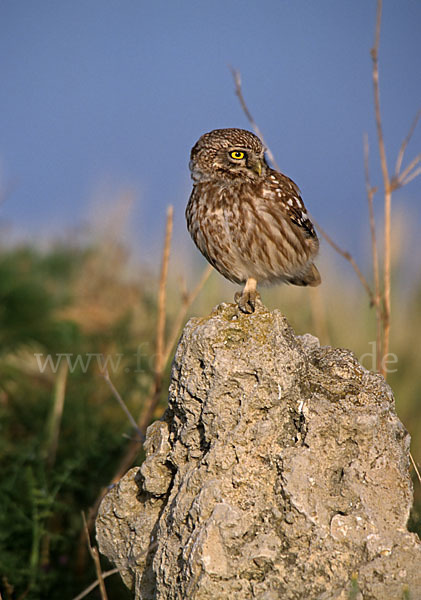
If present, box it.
[96,302,421,599]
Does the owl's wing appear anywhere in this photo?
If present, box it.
[262,170,318,240]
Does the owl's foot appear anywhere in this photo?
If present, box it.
[235,277,259,314]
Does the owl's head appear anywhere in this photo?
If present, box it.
[190,128,267,183]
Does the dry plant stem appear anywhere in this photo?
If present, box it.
[399,155,421,187]
[364,134,382,372]
[45,361,68,469]
[410,453,421,486]
[101,366,144,442]
[230,67,280,172]
[155,205,173,379]
[312,217,375,304]
[136,204,174,437]
[71,569,120,600]
[371,0,391,374]
[162,264,213,367]
[82,513,108,600]
[394,109,421,180]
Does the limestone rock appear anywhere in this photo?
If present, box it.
[96,302,421,599]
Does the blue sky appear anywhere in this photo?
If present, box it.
[1,1,420,265]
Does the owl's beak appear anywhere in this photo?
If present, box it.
[249,158,262,177]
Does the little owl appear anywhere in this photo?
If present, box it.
[186,128,321,313]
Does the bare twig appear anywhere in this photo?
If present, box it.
[82,513,108,600]
[72,569,120,600]
[402,165,421,186]
[394,109,421,179]
[100,366,144,442]
[230,67,280,171]
[371,0,391,374]
[162,264,213,368]
[312,217,375,304]
[410,452,421,486]
[155,205,173,378]
[364,134,382,371]
[135,204,174,433]
[398,155,421,187]
[45,360,68,469]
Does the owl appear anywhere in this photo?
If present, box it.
[186,128,321,313]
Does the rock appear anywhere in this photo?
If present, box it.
[96,302,421,599]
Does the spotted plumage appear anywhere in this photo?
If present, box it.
[186,128,321,313]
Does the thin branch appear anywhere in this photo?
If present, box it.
[312,217,375,304]
[136,204,174,433]
[410,452,421,486]
[162,264,213,368]
[371,0,389,191]
[100,366,144,442]
[71,569,119,600]
[155,205,173,379]
[364,134,382,371]
[82,513,108,600]
[398,154,421,187]
[230,67,280,171]
[394,109,421,178]
[363,134,380,306]
[45,360,68,469]
[371,0,391,374]
[402,164,421,186]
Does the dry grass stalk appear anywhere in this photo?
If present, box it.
[81,512,108,600]
[45,361,68,469]
[155,205,174,379]
[71,569,119,600]
[230,67,280,172]
[162,264,213,368]
[394,109,421,183]
[371,0,391,370]
[100,366,144,442]
[364,134,382,372]
[410,453,421,487]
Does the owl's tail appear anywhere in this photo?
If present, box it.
[289,263,321,287]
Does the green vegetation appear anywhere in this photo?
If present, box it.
[0,214,420,599]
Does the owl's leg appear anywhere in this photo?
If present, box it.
[235,277,259,314]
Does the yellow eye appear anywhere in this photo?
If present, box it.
[230,150,245,160]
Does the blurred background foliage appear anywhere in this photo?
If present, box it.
[0,199,420,599]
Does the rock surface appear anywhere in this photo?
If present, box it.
[96,302,421,599]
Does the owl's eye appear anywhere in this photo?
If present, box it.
[229,150,246,160]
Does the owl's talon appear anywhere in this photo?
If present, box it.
[234,290,259,314]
